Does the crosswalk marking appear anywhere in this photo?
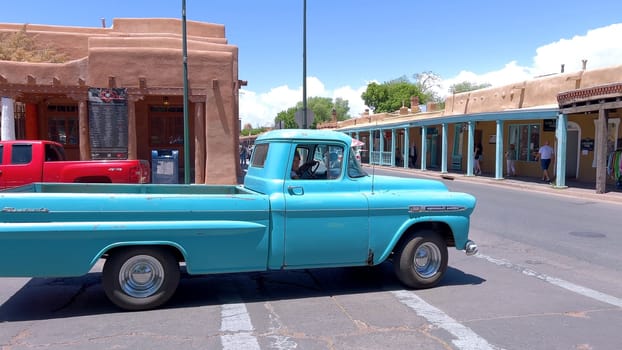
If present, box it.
[476,253,622,308]
[220,302,260,350]
[392,290,503,350]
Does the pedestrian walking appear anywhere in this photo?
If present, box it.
[473,143,482,175]
[535,141,554,182]
[505,144,517,177]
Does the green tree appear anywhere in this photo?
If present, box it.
[361,76,424,113]
[0,24,68,63]
[449,81,492,94]
[274,107,298,129]
[274,96,351,129]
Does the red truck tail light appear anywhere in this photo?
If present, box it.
[130,161,151,183]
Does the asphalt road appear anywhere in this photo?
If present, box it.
[1,171,621,350]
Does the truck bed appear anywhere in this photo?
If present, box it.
[3,182,254,195]
[0,182,270,277]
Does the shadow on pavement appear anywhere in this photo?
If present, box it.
[0,262,485,321]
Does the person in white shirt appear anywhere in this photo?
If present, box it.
[535,141,554,182]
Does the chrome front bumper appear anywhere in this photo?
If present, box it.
[464,240,478,256]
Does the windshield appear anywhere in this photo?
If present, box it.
[347,147,367,178]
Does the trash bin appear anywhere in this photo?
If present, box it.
[151,149,179,184]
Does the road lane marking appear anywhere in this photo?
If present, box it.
[392,290,502,350]
[476,253,622,308]
[220,302,261,350]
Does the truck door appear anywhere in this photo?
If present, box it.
[284,143,370,267]
[0,143,38,189]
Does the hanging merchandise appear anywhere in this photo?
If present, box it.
[608,149,622,189]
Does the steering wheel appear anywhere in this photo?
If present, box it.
[298,160,319,179]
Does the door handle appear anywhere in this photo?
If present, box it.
[287,185,304,196]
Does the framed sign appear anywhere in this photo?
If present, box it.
[581,138,594,151]
[88,88,128,159]
[543,119,556,132]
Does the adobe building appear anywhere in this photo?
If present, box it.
[0,18,244,184]
[331,64,622,193]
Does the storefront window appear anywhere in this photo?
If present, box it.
[47,105,79,146]
[509,123,540,161]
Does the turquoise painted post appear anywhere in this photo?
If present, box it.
[369,129,374,165]
[441,123,448,173]
[404,127,409,169]
[555,113,568,188]
[421,127,427,170]
[495,120,504,179]
[379,129,385,166]
[467,121,475,176]
[391,129,396,167]
[354,131,360,163]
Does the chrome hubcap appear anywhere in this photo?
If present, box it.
[118,255,164,298]
[413,242,441,278]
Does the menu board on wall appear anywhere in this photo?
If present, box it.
[87,88,128,159]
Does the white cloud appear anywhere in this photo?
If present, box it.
[438,22,622,97]
[241,23,622,128]
[437,61,532,98]
[532,23,622,75]
[240,76,370,128]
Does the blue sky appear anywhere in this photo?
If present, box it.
[2,0,622,127]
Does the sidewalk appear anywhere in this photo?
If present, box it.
[370,166,622,205]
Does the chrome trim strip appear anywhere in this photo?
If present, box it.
[409,205,466,213]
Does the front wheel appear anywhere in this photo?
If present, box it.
[103,247,180,311]
[393,230,448,289]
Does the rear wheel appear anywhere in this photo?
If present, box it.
[103,247,180,311]
[393,230,448,288]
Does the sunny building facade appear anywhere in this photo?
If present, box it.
[0,18,244,184]
[331,64,622,193]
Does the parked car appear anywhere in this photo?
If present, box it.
[0,140,150,189]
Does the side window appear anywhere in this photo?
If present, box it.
[296,143,343,180]
[325,145,343,179]
[45,144,65,161]
[11,144,33,164]
[0,145,3,163]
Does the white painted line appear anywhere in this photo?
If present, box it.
[476,253,622,308]
[392,290,502,350]
[265,303,299,350]
[220,302,261,350]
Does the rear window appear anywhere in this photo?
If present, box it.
[11,144,33,164]
[250,143,269,168]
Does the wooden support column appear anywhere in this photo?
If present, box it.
[78,99,90,160]
[191,96,206,184]
[126,97,138,160]
[595,107,608,193]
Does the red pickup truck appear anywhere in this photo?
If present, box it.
[0,140,150,189]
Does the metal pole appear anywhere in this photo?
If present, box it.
[182,0,190,183]
[302,0,307,129]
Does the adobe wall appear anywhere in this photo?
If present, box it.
[445,64,622,115]
[0,18,241,185]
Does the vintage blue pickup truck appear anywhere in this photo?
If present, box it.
[0,129,477,310]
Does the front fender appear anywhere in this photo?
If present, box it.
[373,215,471,264]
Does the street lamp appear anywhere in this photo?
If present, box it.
[302,0,307,129]
[181,0,190,184]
